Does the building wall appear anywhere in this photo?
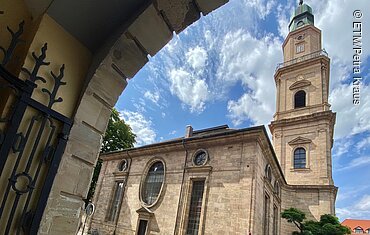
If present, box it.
[283,26,322,62]
[272,114,334,185]
[275,60,330,119]
[280,185,336,234]
[90,134,283,235]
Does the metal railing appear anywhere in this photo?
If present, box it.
[275,49,328,71]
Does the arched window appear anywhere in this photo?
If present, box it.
[294,90,306,108]
[274,181,280,197]
[294,148,306,169]
[265,165,272,182]
[118,159,128,171]
[141,161,165,206]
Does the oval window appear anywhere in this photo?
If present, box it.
[141,161,165,206]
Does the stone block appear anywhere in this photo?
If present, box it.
[195,0,229,15]
[154,0,200,33]
[129,4,173,56]
[111,34,148,78]
[75,91,112,134]
[66,122,102,165]
[88,63,127,107]
[49,216,80,235]
[56,155,95,197]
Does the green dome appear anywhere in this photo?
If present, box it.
[289,2,315,32]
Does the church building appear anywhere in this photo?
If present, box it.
[89,2,337,234]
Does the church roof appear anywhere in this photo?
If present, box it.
[342,219,370,231]
[101,124,287,185]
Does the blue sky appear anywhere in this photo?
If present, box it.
[115,0,370,221]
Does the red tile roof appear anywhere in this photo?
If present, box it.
[342,219,370,232]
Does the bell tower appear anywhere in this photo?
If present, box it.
[269,1,336,186]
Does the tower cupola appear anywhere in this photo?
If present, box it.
[289,0,314,32]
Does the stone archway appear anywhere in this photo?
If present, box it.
[36,1,229,233]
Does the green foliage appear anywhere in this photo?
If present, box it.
[281,208,351,235]
[85,108,136,205]
[101,108,136,153]
[282,208,306,232]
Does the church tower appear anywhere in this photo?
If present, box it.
[269,1,336,186]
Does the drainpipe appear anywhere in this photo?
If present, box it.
[113,150,132,234]
[173,125,192,234]
[248,143,256,234]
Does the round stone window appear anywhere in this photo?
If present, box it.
[193,149,208,166]
[118,159,128,171]
[141,161,165,206]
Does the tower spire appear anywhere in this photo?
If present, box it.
[288,0,314,32]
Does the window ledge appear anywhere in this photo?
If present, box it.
[113,171,129,177]
[185,165,212,173]
[290,168,311,172]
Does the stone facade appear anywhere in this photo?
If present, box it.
[90,2,337,235]
[91,126,285,235]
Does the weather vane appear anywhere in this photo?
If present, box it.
[299,0,303,5]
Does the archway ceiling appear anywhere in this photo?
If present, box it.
[46,0,150,52]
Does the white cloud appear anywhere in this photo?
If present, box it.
[168,68,210,113]
[186,46,208,72]
[217,30,282,125]
[333,138,351,157]
[144,91,160,104]
[311,0,370,64]
[337,194,370,220]
[357,135,370,150]
[337,156,370,171]
[227,93,272,126]
[329,84,370,139]
[120,110,156,146]
[169,130,177,135]
[245,0,277,19]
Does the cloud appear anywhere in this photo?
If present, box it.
[144,91,160,105]
[186,46,208,72]
[217,30,282,125]
[120,110,156,146]
[227,93,273,126]
[337,194,370,220]
[333,138,351,157]
[356,134,370,150]
[245,0,277,19]
[329,84,370,139]
[337,156,370,171]
[312,0,370,64]
[168,68,210,113]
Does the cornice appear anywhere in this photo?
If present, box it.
[270,110,336,131]
[282,24,321,48]
[274,56,330,82]
[101,126,265,160]
[283,184,338,194]
[289,80,311,90]
[288,136,312,145]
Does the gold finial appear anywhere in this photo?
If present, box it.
[299,0,303,5]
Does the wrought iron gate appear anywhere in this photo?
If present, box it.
[0,21,72,234]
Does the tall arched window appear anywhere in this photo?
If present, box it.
[141,161,165,206]
[265,165,272,183]
[274,181,280,197]
[294,90,306,108]
[294,148,306,169]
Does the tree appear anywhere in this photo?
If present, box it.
[85,108,136,204]
[101,108,136,152]
[282,208,306,233]
[282,208,351,235]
